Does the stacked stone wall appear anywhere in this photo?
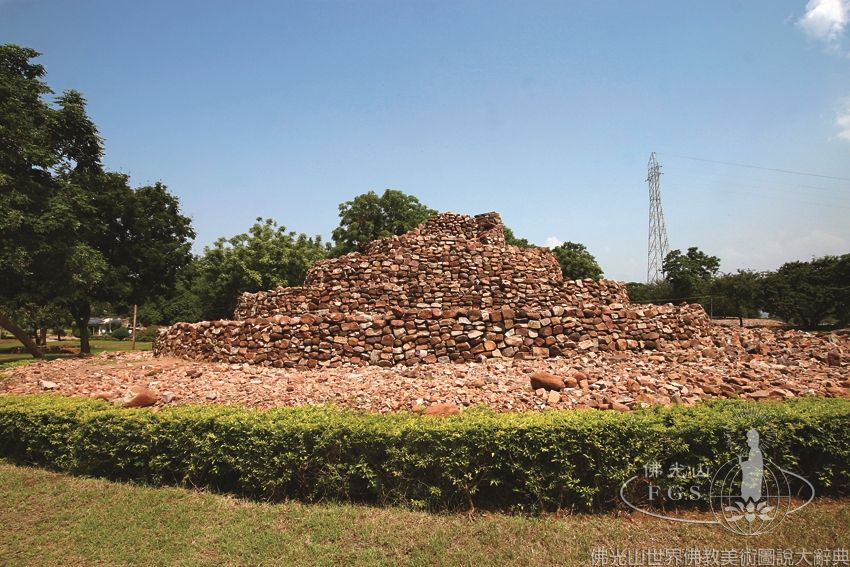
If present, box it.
[155,211,709,367]
[233,212,628,318]
[234,278,629,319]
[156,303,708,368]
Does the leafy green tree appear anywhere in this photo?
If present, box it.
[0,45,105,355]
[626,281,675,304]
[662,247,720,301]
[331,189,435,256]
[136,263,203,325]
[551,242,603,280]
[835,254,850,327]
[0,45,195,354]
[31,303,70,345]
[708,270,764,325]
[191,218,329,320]
[503,226,534,248]
[760,254,850,329]
[48,172,195,354]
[0,301,65,346]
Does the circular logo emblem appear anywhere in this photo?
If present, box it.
[620,427,815,535]
[709,456,793,536]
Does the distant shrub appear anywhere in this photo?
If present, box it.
[110,328,130,340]
[134,326,160,343]
[0,396,847,512]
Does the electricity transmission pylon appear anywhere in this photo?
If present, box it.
[646,152,670,283]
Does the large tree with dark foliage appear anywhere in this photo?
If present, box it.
[0,45,103,355]
[53,171,195,353]
[0,44,195,354]
[761,254,850,329]
[187,218,328,321]
[331,189,436,256]
[662,247,720,301]
[708,270,764,325]
[551,241,603,280]
[502,226,534,248]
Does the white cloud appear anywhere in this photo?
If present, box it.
[836,100,850,141]
[544,236,563,248]
[798,0,849,46]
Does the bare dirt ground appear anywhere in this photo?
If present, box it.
[1,327,847,413]
[710,317,788,329]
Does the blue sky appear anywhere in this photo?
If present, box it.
[3,0,850,282]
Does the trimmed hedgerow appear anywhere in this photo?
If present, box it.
[0,395,848,512]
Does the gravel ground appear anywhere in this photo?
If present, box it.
[2,327,848,413]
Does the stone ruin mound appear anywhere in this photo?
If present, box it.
[154,212,709,367]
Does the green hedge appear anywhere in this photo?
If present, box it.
[0,395,848,512]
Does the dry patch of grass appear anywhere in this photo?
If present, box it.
[1,462,849,566]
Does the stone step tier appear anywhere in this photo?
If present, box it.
[233,212,629,319]
[154,302,709,368]
[234,278,630,319]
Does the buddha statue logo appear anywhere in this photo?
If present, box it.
[620,427,814,536]
[710,428,810,536]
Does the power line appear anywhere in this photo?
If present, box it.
[675,178,850,210]
[706,188,850,211]
[661,153,850,183]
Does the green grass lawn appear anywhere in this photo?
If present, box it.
[0,338,152,370]
[0,462,848,567]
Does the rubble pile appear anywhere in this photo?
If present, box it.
[154,212,709,367]
[3,326,847,412]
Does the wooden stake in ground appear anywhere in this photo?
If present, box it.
[131,304,138,351]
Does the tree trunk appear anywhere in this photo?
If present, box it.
[71,302,92,355]
[0,311,43,358]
